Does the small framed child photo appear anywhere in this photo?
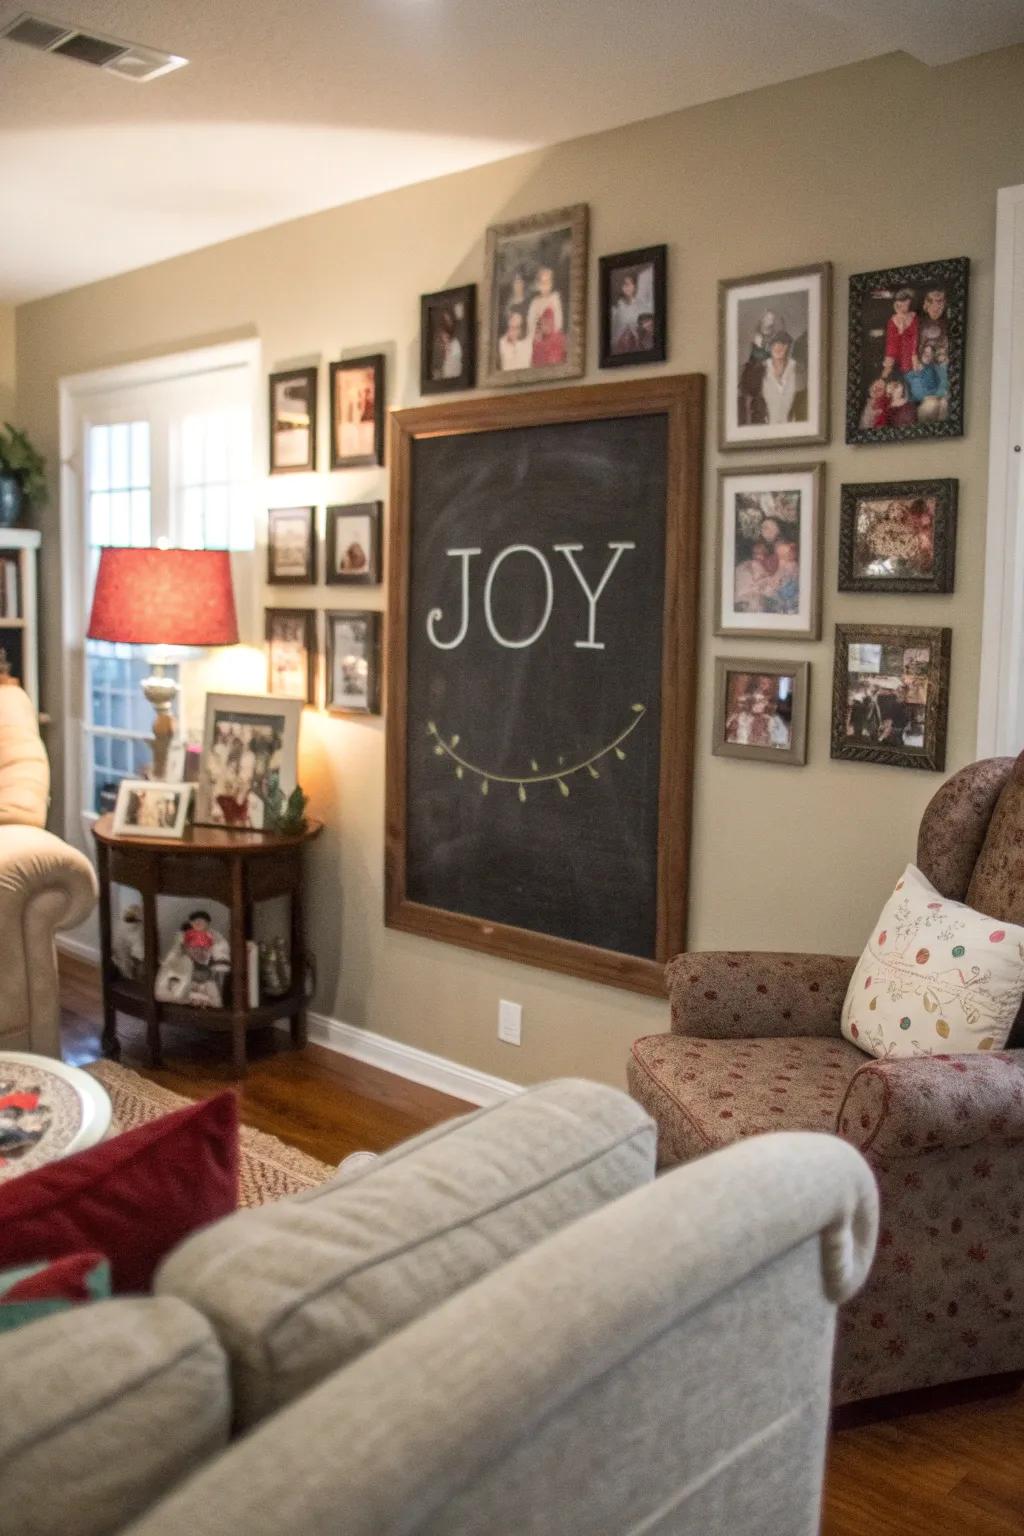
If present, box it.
[420,285,476,394]
[326,502,381,586]
[713,659,809,766]
[599,245,667,367]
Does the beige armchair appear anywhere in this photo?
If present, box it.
[0,685,97,1056]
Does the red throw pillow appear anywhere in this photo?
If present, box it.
[0,1092,238,1292]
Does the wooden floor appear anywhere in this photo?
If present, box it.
[60,952,1024,1535]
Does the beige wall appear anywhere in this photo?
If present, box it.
[0,305,15,420]
[15,46,1024,1089]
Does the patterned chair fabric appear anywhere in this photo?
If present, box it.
[628,753,1024,1404]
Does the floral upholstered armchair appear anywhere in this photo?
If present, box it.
[629,754,1024,1404]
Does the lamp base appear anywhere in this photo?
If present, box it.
[142,665,179,781]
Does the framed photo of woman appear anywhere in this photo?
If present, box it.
[330,354,385,469]
[420,285,476,394]
[718,263,831,451]
[482,204,588,388]
[599,245,667,367]
[715,463,824,640]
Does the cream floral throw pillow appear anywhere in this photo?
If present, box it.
[841,864,1024,1059]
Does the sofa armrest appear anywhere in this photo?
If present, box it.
[838,1050,1024,1158]
[666,952,857,1039]
[0,823,98,929]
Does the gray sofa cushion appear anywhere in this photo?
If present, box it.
[156,1077,655,1428]
[0,1295,230,1536]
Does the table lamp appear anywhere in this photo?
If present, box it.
[87,546,239,779]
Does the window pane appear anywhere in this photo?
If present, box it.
[130,490,151,547]
[88,491,111,547]
[89,426,110,492]
[110,424,130,490]
[203,485,229,550]
[181,487,204,549]
[131,422,150,488]
[182,414,204,485]
[110,490,132,547]
[91,688,109,727]
[205,413,228,484]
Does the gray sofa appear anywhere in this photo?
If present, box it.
[1,1080,877,1536]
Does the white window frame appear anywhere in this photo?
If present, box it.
[978,183,1024,758]
[59,338,262,848]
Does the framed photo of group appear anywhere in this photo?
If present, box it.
[330,354,385,468]
[718,262,831,451]
[831,624,951,772]
[598,245,667,367]
[196,693,303,830]
[715,464,823,640]
[713,659,809,766]
[482,203,588,387]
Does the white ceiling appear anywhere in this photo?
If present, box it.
[1,0,1023,304]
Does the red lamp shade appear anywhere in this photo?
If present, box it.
[87,548,239,647]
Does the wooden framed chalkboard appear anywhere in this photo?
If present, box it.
[385,375,704,995]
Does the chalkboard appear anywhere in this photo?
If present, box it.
[386,376,704,995]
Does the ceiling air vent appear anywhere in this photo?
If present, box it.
[0,12,187,80]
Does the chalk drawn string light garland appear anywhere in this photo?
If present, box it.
[426,704,647,803]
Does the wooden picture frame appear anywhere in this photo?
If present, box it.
[481,203,588,388]
[718,262,831,451]
[839,480,958,594]
[326,502,382,586]
[712,659,809,766]
[269,367,317,475]
[831,623,951,772]
[265,608,316,705]
[420,285,476,394]
[195,693,303,829]
[267,506,316,585]
[325,609,382,715]
[714,462,824,640]
[330,354,385,469]
[599,244,667,368]
[385,374,704,997]
[845,257,968,445]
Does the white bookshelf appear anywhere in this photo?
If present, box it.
[0,528,41,710]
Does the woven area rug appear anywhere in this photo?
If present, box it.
[86,1060,333,1207]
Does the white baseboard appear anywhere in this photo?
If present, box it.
[57,936,519,1108]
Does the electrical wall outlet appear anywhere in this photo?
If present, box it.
[498,998,522,1046]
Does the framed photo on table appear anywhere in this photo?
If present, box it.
[112,780,192,839]
[330,354,385,468]
[325,610,382,715]
[482,203,588,387]
[831,624,951,772]
[265,608,316,704]
[267,506,316,585]
[715,463,823,640]
[326,502,381,585]
[195,693,303,830]
[839,480,957,594]
[713,659,809,766]
[599,244,667,367]
[268,367,317,474]
[718,262,830,451]
[420,285,476,394]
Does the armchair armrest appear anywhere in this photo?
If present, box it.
[838,1051,1024,1158]
[666,952,857,1039]
[0,824,98,927]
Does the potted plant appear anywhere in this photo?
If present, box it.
[0,424,47,527]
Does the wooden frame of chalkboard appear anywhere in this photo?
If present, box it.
[385,375,704,996]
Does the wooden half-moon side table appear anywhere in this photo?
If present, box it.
[92,815,322,1077]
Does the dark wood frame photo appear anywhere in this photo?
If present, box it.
[385,374,704,997]
[420,285,476,395]
[718,262,831,452]
[326,502,382,586]
[330,354,385,469]
[268,366,317,475]
[712,658,809,766]
[325,609,382,716]
[845,257,969,445]
[481,203,589,388]
[265,607,317,706]
[598,244,667,368]
[831,623,951,772]
[714,462,824,641]
[839,479,958,594]
[267,506,316,585]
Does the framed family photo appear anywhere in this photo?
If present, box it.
[325,610,381,715]
[265,608,316,704]
[831,624,951,772]
[713,659,809,766]
[839,480,957,594]
[482,203,588,387]
[599,244,667,367]
[718,262,830,451]
[846,258,968,444]
[267,506,316,585]
[268,367,317,474]
[196,693,303,830]
[326,502,381,585]
[113,780,192,839]
[420,285,476,394]
[715,463,823,640]
[330,354,385,468]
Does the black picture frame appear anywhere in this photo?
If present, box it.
[845,257,969,445]
[268,366,317,475]
[326,502,382,586]
[420,285,476,394]
[267,506,316,585]
[830,623,951,772]
[839,480,958,594]
[330,354,385,469]
[265,608,317,705]
[325,609,382,716]
[599,244,667,368]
